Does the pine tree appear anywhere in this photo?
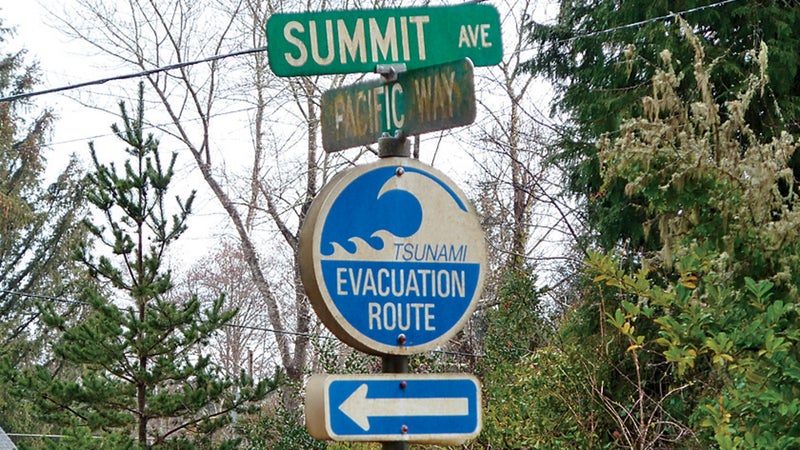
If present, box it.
[10,83,275,449]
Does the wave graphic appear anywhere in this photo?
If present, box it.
[321,167,478,262]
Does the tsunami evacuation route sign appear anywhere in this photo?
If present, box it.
[299,157,487,355]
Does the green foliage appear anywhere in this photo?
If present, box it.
[238,406,325,450]
[480,346,601,449]
[524,0,800,251]
[313,338,374,375]
[0,17,89,443]
[585,26,800,448]
[476,268,606,448]
[482,268,548,365]
[6,83,276,448]
[0,20,87,359]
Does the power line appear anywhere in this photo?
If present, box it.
[4,0,741,107]
[0,288,88,307]
[541,0,741,46]
[0,288,485,358]
[225,322,328,340]
[0,46,268,104]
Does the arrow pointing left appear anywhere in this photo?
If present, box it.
[305,373,482,444]
[338,383,469,430]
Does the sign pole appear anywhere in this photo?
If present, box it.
[380,107,410,449]
[381,355,409,450]
[300,57,487,443]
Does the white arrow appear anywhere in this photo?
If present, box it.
[338,383,470,431]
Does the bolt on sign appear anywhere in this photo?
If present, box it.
[266,3,502,76]
[321,58,476,153]
[299,157,487,355]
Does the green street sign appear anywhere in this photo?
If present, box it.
[321,59,475,153]
[266,4,502,76]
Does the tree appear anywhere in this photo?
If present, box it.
[0,18,86,363]
[0,17,88,444]
[588,28,800,447]
[8,84,275,449]
[47,0,362,394]
[524,0,800,251]
[173,240,276,382]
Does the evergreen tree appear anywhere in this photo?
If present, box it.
[588,34,800,447]
[0,17,88,444]
[9,83,275,449]
[0,18,87,362]
[524,0,800,250]
[511,2,800,446]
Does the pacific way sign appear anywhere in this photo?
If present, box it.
[306,373,482,443]
[321,59,475,152]
[266,3,502,76]
[299,157,487,355]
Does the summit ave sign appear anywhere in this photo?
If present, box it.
[266,3,502,76]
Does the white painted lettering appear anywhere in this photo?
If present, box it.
[369,17,399,62]
[458,25,471,48]
[348,268,362,294]
[383,302,396,330]
[408,16,430,60]
[400,17,410,60]
[425,304,435,330]
[337,267,348,295]
[309,20,335,65]
[480,24,492,47]
[366,302,436,331]
[468,25,480,47]
[378,268,391,296]
[338,19,367,63]
[391,83,405,128]
[437,270,450,297]
[336,267,468,298]
[369,303,381,329]
[362,268,377,295]
[284,21,308,66]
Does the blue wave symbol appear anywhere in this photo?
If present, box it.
[321,166,423,256]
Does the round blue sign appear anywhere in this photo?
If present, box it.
[300,157,486,355]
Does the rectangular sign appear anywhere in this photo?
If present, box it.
[321,58,475,152]
[266,4,502,76]
[306,373,482,444]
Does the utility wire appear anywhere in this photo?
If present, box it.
[2,0,741,106]
[540,0,741,46]
[0,288,485,358]
[0,46,268,104]
[0,288,88,306]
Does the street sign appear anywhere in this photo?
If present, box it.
[299,157,487,355]
[306,373,482,443]
[266,3,502,76]
[321,58,476,153]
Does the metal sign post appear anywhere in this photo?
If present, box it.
[382,354,409,450]
[289,4,498,447]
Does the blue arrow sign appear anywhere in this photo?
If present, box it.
[306,373,482,443]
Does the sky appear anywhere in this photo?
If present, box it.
[4,2,119,158]
[3,1,238,266]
